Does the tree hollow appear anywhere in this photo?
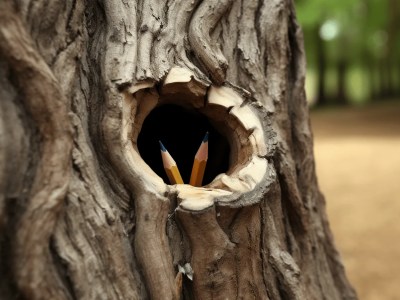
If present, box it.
[138,104,230,186]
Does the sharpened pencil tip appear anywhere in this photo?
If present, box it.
[203,132,209,142]
[159,140,167,152]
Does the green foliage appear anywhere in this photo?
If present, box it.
[296,0,400,105]
[296,0,356,29]
[298,0,390,59]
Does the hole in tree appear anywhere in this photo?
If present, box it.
[137,104,230,185]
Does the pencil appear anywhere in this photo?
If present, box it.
[159,141,184,185]
[189,132,209,187]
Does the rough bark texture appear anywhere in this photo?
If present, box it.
[0,1,356,300]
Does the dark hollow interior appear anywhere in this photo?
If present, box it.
[137,104,230,185]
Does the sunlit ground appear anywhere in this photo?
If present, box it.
[311,101,400,300]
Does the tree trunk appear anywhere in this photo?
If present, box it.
[314,25,328,106]
[366,57,377,101]
[336,58,348,105]
[378,59,389,99]
[0,1,356,299]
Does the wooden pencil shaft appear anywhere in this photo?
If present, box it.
[189,132,209,186]
[165,166,184,184]
[160,140,184,185]
[189,159,206,186]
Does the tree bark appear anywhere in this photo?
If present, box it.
[0,1,356,300]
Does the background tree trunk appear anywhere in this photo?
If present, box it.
[336,58,348,105]
[0,0,356,299]
[314,24,328,106]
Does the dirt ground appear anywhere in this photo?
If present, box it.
[310,101,400,300]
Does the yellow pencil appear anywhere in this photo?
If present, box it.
[189,132,208,187]
[159,141,184,185]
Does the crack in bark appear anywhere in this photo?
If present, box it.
[50,32,82,67]
[49,237,78,300]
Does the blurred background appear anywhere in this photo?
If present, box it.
[295,0,400,299]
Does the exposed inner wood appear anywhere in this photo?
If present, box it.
[126,67,273,211]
